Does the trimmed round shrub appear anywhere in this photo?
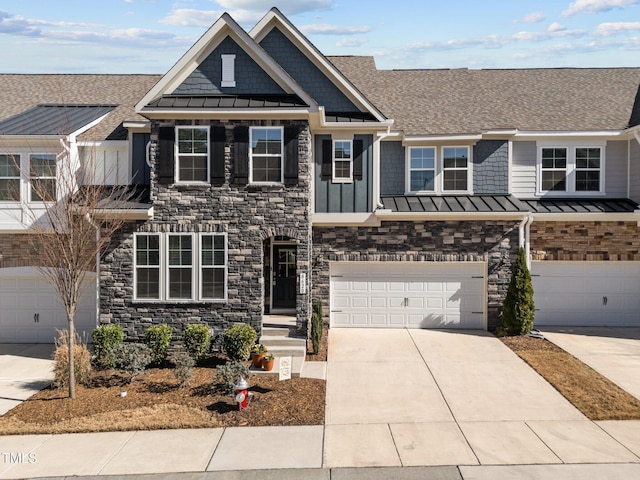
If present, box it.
[222,324,257,361]
[145,324,173,365]
[92,323,124,368]
[183,323,211,362]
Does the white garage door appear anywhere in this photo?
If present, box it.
[532,261,640,326]
[0,268,97,343]
[330,262,486,329]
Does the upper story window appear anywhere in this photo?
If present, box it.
[134,232,227,302]
[407,146,471,194]
[0,154,20,202]
[250,127,283,184]
[30,154,56,202]
[332,140,353,183]
[538,143,603,195]
[176,126,209,183]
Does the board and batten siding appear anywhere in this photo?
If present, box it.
[629,140,640,203]
[511,141,537,197]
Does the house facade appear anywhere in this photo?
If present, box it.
[1,8,640,343]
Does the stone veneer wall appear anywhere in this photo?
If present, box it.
[531,221,640,260]
[100,120,312,343]
[312,220,520,331]
[0,234,96,270]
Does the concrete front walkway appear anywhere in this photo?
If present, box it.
[0,344,54,415]
[324,329,640,468]
[542,327,640,400]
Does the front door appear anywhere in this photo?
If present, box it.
[272,245,296,310]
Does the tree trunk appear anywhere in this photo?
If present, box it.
[68,312,76,399]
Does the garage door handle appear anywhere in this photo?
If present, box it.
[34,313,39,323]
[603,296,608,306]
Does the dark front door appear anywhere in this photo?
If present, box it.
[272,245,296,310]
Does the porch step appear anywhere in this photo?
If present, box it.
[259,335,307,347]
[256,318,308,378]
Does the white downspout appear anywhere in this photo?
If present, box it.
[85,213,101,328]
[518,216,527,249]
[634,129,640,145]
[525,214,534,270]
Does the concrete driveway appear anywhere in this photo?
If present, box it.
[0,344,54,415]
[542,327,640,401]
[324,328,639,468]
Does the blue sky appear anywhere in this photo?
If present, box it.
[0,0,639,73]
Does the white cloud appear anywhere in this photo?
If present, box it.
[594,21,640,35]
[518,12,546,23]
[562,0,640,16]
[548,22,567,32]
[336,38,368,48]
[300,24,373,35]
[159,9,225,27]
[213,0,334,16]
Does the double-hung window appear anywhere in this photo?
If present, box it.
[176,126,209,183]
[332,140,353,182]
[134,233,227,302]
[407,146,470,193]
[30,154,56,202]
[250,127,283,183]
[0,154,20,201]
[538,144,603,194]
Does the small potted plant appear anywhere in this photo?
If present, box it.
[250,343,268,368]
[261,353,275,371]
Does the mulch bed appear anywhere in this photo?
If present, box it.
[501,335,640,420]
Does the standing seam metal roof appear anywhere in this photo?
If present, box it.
[0,105,116,136]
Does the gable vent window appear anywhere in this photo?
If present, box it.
[221,54,236,88]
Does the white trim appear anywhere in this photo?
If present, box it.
[166,233,195,301]
[536,141,606,196]
[220,54,236,88]
[0,153,21,202]
[249,126,284,185]
[175,126,210,185]
[332,139,353,183]
[28,152,57,204]
[133,232,162,301]
[250,8,387,122]
[135,13,317,113]
[199,232,228,302]
[406,146,436,194]
[405,145,472,195]
[311,212,381,226]
[403,134,481,144]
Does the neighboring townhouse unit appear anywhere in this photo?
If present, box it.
[0,8,639,343]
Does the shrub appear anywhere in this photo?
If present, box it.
[183,324,211,362]
[145,324,172,365]
[171,350,195,387]
[222,324,257,361]
[502,247,535,336]
[215,361,251,393]
[53,329,92,388]
[113,343,151,382]
[92,323,124,368]
[311,300,323,355]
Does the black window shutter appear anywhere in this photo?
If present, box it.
[353,139,364,181]
[321,139,332,180]
[233,126,249,184]
[158,126,175,184]
[283,125,300,185]
[210,126,226,185]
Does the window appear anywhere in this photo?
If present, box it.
[134,233,227,302]
[332,140,352,182]
[409,147,436,192]
[176,126,209,183]
[201,234,227,300]
[442,147,469,191]
[135,234,161,300]
[541,148,567,192]
[538,144,603,194]
[30,154,56,202]
[0,154,20,201]
[407,146,470,193]
[250,127,283,183]
[168,234,193,300]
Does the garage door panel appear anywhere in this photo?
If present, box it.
[532,261,640,327]
[330,262,486,329]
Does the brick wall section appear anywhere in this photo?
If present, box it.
[473,140,509,194]
[100,120,312,342]
[531,221,640,260]
[311,220,520,330]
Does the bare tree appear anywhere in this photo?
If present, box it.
[18,137,135,399]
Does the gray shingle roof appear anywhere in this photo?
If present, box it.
[328,57,640,135]
[0,74,161,140]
